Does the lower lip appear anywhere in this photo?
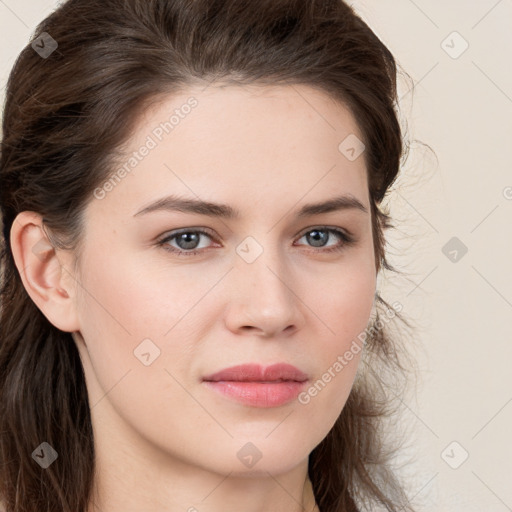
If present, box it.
[203,380,307,407]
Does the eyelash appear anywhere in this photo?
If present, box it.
[156,226,356,257]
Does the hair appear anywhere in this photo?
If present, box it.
[0,0,420,511]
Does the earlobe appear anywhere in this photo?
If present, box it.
[9,211,80,333]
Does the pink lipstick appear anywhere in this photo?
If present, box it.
[202,363,308,408]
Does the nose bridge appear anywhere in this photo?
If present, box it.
[226,233,302,335]
[239,234,292,304]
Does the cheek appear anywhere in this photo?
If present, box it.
[74,250,165,388]
[74,247,214,388]
[301,255,376,347]
[294,257,374,421]
[76,245,192,338]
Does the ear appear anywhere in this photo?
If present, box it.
[9,211,80,333]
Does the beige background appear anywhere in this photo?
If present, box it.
[1,0,511,510]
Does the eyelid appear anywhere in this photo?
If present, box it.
[294,224,354,240]
[160,226,217,238]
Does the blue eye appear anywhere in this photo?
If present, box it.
[157,226,355,257]
[295,227,354,253]
[157,228,216,256]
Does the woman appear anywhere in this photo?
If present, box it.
[0,0,417,511]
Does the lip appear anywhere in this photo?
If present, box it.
[203,363,308,383]
[202,363,309,408]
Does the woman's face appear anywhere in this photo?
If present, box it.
[71,83,376,476]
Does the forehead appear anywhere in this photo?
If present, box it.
[138,82,364,147]
[91,83,369,220]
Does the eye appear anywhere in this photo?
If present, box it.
[294,226,355,253]
[156,226,355,257]
[157,228,217,256]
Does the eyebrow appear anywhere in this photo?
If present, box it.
[133,193,368,218]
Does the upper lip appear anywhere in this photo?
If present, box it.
[202,363,308,383]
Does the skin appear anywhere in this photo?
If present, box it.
[11,83,377,512]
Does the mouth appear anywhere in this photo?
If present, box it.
[202,363,309,408]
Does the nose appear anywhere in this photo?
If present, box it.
[223,247,305,338]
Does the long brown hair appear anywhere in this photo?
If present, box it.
[0,1,418,510]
